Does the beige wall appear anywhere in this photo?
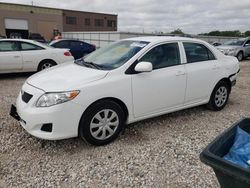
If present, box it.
[0,4,63,40]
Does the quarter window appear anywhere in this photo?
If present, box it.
[139,43,181,70]
[53,41,70,48]
[183,42,215,63]
[21,42,43,51]
[0,41,19,51]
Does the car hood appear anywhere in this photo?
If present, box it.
[217,45,240,50]
[27,62,109,92]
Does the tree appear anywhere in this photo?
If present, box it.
[245,31,250,37]
[170,28,184,35]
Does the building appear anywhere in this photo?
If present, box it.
[0,2,117,40]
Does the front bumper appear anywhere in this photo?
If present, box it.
[11,82,84,140]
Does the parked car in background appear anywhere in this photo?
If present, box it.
[216,37,250,61]
[28,33,46,43]
[212,42,221,46]
[11,37,239,145]
[49,39,96,60]
[0,39,74,74]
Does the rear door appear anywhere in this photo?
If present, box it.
[0,41,22,71]
[19,42,46,71]
[182,42,221,105]
[70,41,83,59]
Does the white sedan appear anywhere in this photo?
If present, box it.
[0,39,74,73]
[10,37,240,145]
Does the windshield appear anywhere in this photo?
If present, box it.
[82,40,149,70]
[224,38,246,46]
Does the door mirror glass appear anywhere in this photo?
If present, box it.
[244,43,250,47]
[135,61,153,72]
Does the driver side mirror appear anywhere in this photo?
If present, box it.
[134,61,153,72]
[244,43,250,47]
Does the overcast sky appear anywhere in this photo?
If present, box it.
[1,0,250,34]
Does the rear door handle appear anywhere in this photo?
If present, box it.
[176,70,186,76]
[14,56,20,58]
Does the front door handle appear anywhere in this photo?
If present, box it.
[14,56,20,58]
[176,71,186,76]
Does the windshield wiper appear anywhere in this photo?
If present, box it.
[75,58,103,70]
[84,61,103,70]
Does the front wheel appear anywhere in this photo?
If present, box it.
[79,100,125,146]
[236,52,243,61]
[207,81,230,111]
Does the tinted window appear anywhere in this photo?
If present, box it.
[53,41,70,48]
[21,42,43,51]
[0,41,19,51]
[70,41,80,47]
[183,42,215,63]
[140,43,180,70]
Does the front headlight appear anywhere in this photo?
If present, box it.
[36,90,80,107]
[227,49,236,54]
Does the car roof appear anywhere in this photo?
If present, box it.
[0,38,39,43]
[123,36,203,43]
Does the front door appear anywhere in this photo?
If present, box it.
[131,42,187,118]
[0,41,22,71]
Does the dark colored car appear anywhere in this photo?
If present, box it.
[29,33,46,43]
[49,39,96,60]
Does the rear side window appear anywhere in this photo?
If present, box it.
[21,42,43,51]
[0,41,19,51]
[140,43,180,70]
[53,41,70,48]
[183,42,215,63]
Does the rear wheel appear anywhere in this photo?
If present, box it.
[38,60,56,71]
[79,100,125,146]
[207,81,230,111]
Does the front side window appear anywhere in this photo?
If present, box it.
[183,42,215,63]
[80,40,149,70]
[0,41,19,51]
[21,42,43,51]
[139,43,180,69]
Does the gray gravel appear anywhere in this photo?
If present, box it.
[1,60,250,188]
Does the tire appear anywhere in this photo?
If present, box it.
[236,51,243,61]
[79,100,125,146]
[38,60,56,71]
[206,81,230,111]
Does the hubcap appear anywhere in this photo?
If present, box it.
[41,63,53,70]
[90,109,119,140]
[215,86,228,107]
[237,53,243,61]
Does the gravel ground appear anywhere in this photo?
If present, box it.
[1,60,250,188]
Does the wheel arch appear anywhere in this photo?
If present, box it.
[214,77,232,94]
[78,97,129,135]
[37,59,57,71]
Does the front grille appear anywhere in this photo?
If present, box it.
[21,91,33,103]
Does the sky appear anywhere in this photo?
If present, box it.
[1,0,250,34]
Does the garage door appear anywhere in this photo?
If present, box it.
[5,18,28,30]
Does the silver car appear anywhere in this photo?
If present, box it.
[217,37,250,61]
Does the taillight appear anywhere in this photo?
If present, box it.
[64,51,72,56]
